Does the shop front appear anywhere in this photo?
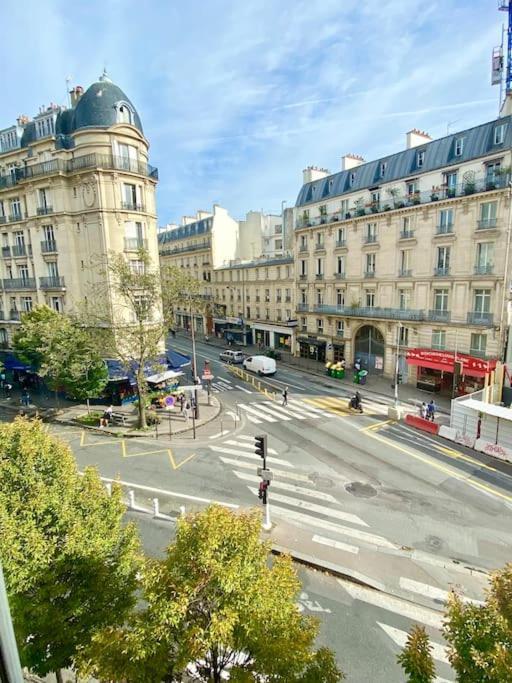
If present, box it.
[250,322,294,351]
[406,348,497,397]
[214,317,252,346]
[298,336,326,363]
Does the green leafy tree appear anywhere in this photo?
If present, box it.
[397,624,436,682]
[12,305,65,370]
[160,263,212,333]
[80,505,343,682]
[0,418,140,682]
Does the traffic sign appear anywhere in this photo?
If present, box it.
[164,395,175,408]
[202,372,213,380]
[257,467,273,481]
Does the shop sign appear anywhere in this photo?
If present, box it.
[406,348,496,373]
[226,316,243,326]
[375,356,383,370]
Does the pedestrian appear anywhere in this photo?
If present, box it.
[420,402,427,419]
[354,358,361,373]
[183,401,190,423]
[21,389,31,407]
[4,382,12,399]
[100,405,113,428]
[282,386,288,406]
[427,399,436,422]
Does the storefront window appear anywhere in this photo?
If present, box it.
[333,344,345,362]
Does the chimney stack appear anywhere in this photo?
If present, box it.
[69,85,84,106]
[341,154,365,171]
[302,166,330,184]
[406,128,432,149]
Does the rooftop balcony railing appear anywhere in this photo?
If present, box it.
[3,278,36,290]
[312,304,425,321]
[159,240,211,256]
[40,276,65,289]
[467,311,493,325]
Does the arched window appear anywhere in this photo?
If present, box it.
[117,104,132,124]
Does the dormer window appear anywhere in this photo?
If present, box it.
[349,172,356,187]
[380,162,387,178]
[494,123,506,145]
[455,137,464,156]
[117,103,133,124]
[417,150,425,168]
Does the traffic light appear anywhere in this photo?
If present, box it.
[258,481,268,500]
[397,372,402,385]
[254,434,267,459]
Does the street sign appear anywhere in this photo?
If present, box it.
[257,467,273,481]
[179,385,205,392]
[202,372,213,380]
[164,395,175,408]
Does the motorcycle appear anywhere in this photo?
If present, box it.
[348,395,363,413]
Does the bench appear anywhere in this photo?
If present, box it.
[110,412,128,426]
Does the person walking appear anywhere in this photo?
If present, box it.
[282,386,288,407]
[21,389,31,407]
[420,402,427,419]
[427,399,436,422]
[183,400,190,423]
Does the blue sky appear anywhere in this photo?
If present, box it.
[0,0,504,224]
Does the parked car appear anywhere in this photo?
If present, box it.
[243,355,276,376]
[219,349,244,364]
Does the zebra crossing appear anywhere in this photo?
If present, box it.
[210,377,253,394]
[303,394,390,417]
[237,398,335,424]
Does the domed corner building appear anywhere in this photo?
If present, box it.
[0,70,160,358]
[0,72,162,400]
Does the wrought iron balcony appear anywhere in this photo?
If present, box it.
[313,304,425,321]
[3,278,36,290]
[298,245,308,252]
[40,276,65,289]
[428,309,450,322]
[1,246,10,258]
[477,218,497,230]
[299,274,307,280]
[335,239,346,248]
[0,216,6,224]
[336,330,345,337]
[121,201,145,212]
[9,310,20,320]
[124,237,148,250]
[399,230,415,239]
[363,235,378,244]
[11,244,32,257]
[474,264,493,275]
[315,273,324,280]
[37,206,53,215]
[41,240,57,253]
[9,213,23,223]
[297,303,309,311]
[436,224,453,235]
[398,269,412,277]
[467,311,493,325]
[364,271,375,278]
[434,267,450,276]
[334,272,346,279]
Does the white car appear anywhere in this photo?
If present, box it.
[243,355,276,376]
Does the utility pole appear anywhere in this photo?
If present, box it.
[255,434,272,530]
[189,295,199,420]
[0,561,23,683]
[394,323,401,408]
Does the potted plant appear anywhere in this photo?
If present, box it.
[332,214,339,222]
[412,191,421,205]
[355,198,365,217]
[430,186,440,201]
[370,201,379,213]
[383,204,391,211]
[386,186,400,208]
[464,182,476,195]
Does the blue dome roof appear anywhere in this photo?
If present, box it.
[72,76,143,133]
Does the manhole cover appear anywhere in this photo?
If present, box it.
[426,535,443,551]
[309,473,335,488]
[345,482,377,498]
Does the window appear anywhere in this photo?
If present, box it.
[365,290,375,307]
[402,216,411,231]
[285,288,291,301]
[407,180,419,196]
[445,171,457,189]
[494,124,506,145]
[38,188,50,209]
[349,172,356,187]
[301,317,307,331]
[286,266,290,278]
[256,308,260,318]
[340,199,349,215]
[399,249,411,274]
[130,260,145,274]
[21,297,32,312]
[337,227,346,244]
[276,288,281,302]
[470,333,487,356]
[474,289,491,314]
[475,242,494,272]
[316,232,324,247]
[117,143,137,171]
[336,320,345,336]
[300,289,307,305]
[300,235,307,250]
[43,225,55,242]
[371,190,380,204]
[336,289,345,306]
[432,330,446,350]
[480,201,497,222]
[265,289,270,302]
[434,289,449,311]
[317,318,324,332]
[319,205,327,217]
[417,150,425,167]
[486,161,501,184]
[0,201,4,219]
[18,265,30,281]
[123,183,141,209]
[14,231,25,247]
[117,104,133,124]
[365,252,376,274]
[51,297,62,312]
[399,289,410,310]
[438,208,454,233]
[276,310,282,321]
[47,262,59,278]
[436,246,450,273]
[316,258,323,276]
[336,255,345,275]
[10,198,21,219]
[399,326,409,346]
[380,162,387,177]
[454,137,464,156]
[316,289,323,305]
[366,223,377,242]
[275,239,283,250]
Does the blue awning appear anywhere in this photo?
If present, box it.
[105,355,172,385]
[167,349,191,369]
[0,351,33,372]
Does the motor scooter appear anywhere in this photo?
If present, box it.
[348,395,363,413]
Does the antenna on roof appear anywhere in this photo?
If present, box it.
[65,76,72,108]
[446,119,460,135]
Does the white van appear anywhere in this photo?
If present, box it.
[243,355,276,376]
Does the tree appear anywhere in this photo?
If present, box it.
[12,305,65,370]
[397,625,436,683]
[160,263,212,333]
[80,505,343,682]
[0,418,140,681]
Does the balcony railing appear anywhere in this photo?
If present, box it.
[299,274,307,280]
[434,267,450,276]
[159,240,211,256]
[40,276,65,289]
[363,235,378,244]
[0,310,4,320]
[297,303,309,311]
[0,216,7,224]
[294,174,510,229]
[285,296,291,302]
[1,246,10,258]
[315,273,324,280]
[41,240,57,253]
[124,238,148,250]
[398,269,412,277]
[9,213,23,223]
[334,272,346,279]
[12,244,32,257]
[477,218,497,230]
[467,311,493,325]
[9,310,20,321]
[400,230,415,239]
[428,309,450,322]
[335,240,346,248]
[436,224,453,235]
[474,264,493,275]
[364,271,376,278]
[314,244,326,252]
[121,201,145,212]
[313,304,425,321]
[37,206,53,216]
[3,278,36,290]
[276,297,282,303]
[0,154,158,190]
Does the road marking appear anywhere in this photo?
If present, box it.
[168,449,198,470]
[377,623,450,665]
[220,458,308,481]
[247,414,262,424]
[313,535,359,554]
[235,385,252,394]
[239,404,277,422]
[234,471,339,502]
[360,419,396,432]
[210,445,291,466]
[92,475,239,509]
[340,581,443,629]
[253,402,292,420]
[289,399,334,417]
[271,506,399,548]
[224,438,279,455]
[262,400,314,420]
[365,429,512,505]
[297,591,332,614]
[209,431,229,439]
[399,577,484,606]
[253,490,368,525]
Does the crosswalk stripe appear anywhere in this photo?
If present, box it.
[224,438,278,455]
[340,581,443,628]
[239,404,277,422]
[283,401,322,419]
[234,472,338,502]
[235,385,252,394]
[377,623,450,665]
[289,399,334,417]
[253,403,292,420]
[271,507,399,548]
[220,459,308,481]
[399,578,484,606]
[262,400,316,420]
[253,490,368,526]
[304,397,351,414]
[247,414,262,424]
[261,401,306,420]
[210,445,292,467]
[312,535,359,554]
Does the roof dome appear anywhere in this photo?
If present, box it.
[72,71,143,133]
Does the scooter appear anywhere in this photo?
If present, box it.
[348,396,363,413]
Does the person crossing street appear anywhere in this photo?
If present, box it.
[282,386,288,406]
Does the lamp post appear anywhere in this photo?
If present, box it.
[394,322,401,408]
[0,561,23,683]
[189,295,199,420]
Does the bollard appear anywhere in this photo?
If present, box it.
[180,505,186,517]
[128,489,135,509]
[105,482,112,496]
[153,497,160,517]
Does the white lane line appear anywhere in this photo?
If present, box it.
[235,385,252,394]
[224,438,279,455]
[271,507,399,549]
[399,577,484,606]
[253,403,292,421]
[220,458,307,481]
[233,472,338,502]
[377,623,450,665]
[261,401,309,420]
[247,414,262,424]
[239,404,277,422]
[312,535,359,554]
[340,581,443,629]
[210,445,292,467]
[278,401,321,419]
[290,399,334,417]
[254,490,368,526]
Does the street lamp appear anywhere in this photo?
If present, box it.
[394,322,401,408]
[188,294,200,420]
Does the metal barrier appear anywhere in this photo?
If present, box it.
[227,365,278,401]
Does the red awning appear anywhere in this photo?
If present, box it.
[406,348,496,378]
[407,357,448,372]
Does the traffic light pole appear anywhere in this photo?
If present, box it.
[255,434,272,531]
[394,323,401,408]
